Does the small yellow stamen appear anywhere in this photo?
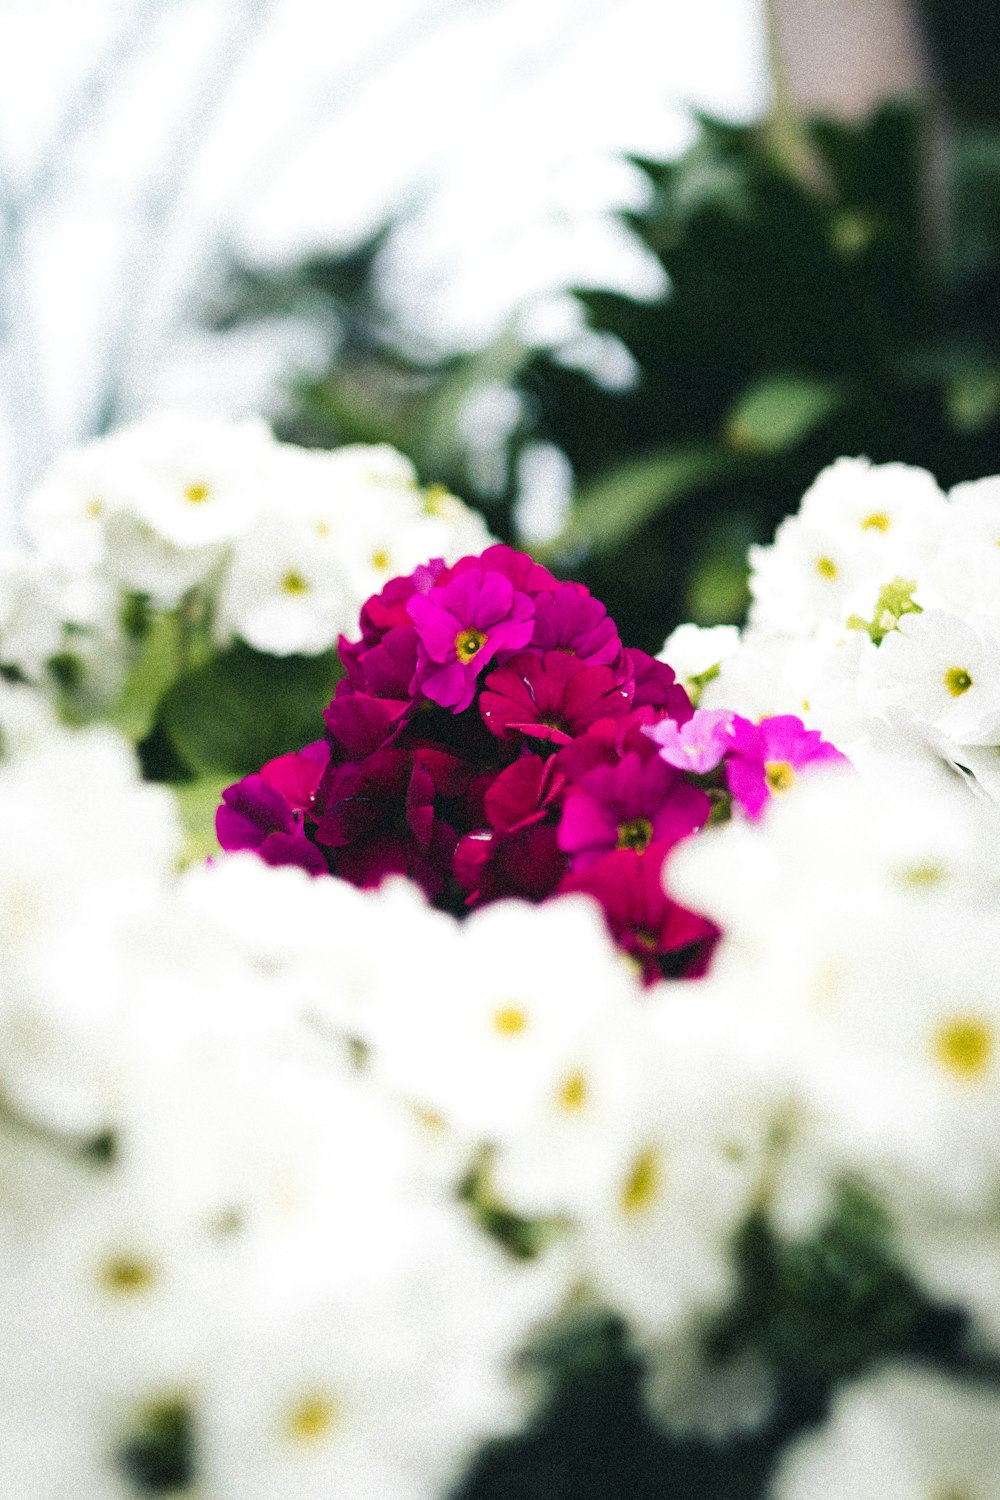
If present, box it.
[86,497,103,519]
[101,1254,156,1294]
[286,1393,339,1444]
[862,511,890,532]
[455,627,487,664]
[765,760,796,795]
[423,483,451,515]
[616,815,653,852]
[621,1147,661,1216]
[315,519,331,537]
[556,1070,588,1112]
[493,1005,527,1035]
[901,863,944,887]
[371,548,390,571]
[935,1018,993,1080]
[184,482,210,505]
[816,555,838,579]
[281,570,309,595]
[944,666,973,697]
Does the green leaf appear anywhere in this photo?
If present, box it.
[170,775,230,869]
[725,374,843,454]
[160,642,340,777]
[551,446,735,556]
[946,366,1000,431]
[107,610,185,744]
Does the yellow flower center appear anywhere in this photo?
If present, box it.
[101,1254,157,1294]
[86,497,103,519]
[764,760,796,795]
[901,862,944,887]
[934,1018,993,1080]
[455,627,487,664]
[423,483,450,515]
[861,511,890,532]
[616,815,653,852]
[371,548,390,571]
[493,1005,527,1035]
[184,482,210,505]
[281,570,309,595]
[286,1393,339,1444]
[944,666,973,697]
[816,555,838,579]
[556,1070,588,1112]
[621,1147,662,1216]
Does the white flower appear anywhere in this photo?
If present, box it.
[797,457,946,566]
[868,609,1000,748]
[657,622,740,699]
[366,895,638,1140]
[0,547,65,676]
[771,1365,1000,1500]
[568,990,779,1342]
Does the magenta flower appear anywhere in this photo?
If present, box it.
[624,648,694,721]
[559,845,717,985]
[450,543,559,596]
[557,751,710,870]
[407,567,535,711]
[340,621,420,702]
[323,690,412,758]
[644,708,734,775]
[454,753,567,905]
[216,772,327,877]
[354,561,448,644]
[530,584,623,669]
[724,714,848,819]
[480,650,633,745]
[311,744,470,899]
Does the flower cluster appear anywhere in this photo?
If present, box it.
[3,413,491,704]
[217,543,843,979]
[665,457,1000,803]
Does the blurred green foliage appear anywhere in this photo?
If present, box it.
[218,98,1000,655]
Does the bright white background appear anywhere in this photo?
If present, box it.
[0,0,769,531]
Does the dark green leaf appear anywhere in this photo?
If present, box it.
[553,447,736,555]
[160,642,339,776]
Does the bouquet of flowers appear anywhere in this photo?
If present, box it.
[4,428,1000,1500]
[216,541,843,982]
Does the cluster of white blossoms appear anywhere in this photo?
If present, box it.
[662,751,1000,1489]
[9,724,1000,1492]
[3,412,491,696]
[0,721,559,1500]
[663,457,1000,801]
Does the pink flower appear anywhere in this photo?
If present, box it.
[407,567,535,711]
[480,651,633,745]
[724,714,848,819]
[530,584,623,668]
[557,751,710,870]
[644,708,734,775]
